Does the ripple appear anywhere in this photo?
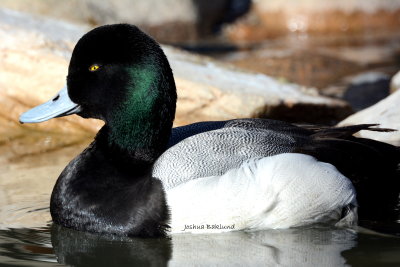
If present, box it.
[0,227,58,266]
[0,198,51,230]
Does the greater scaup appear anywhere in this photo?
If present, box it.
[20,24,400,236]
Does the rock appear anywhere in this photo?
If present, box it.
[0,0,251,43]
[0,9,98,128]
[221,32,400,101]
[221,48,365,90]
[226,0,400,42]
[342,72,390,111]
[0,8,351,160]
[0,0,197,26]
[338,89,400,145]
[0,8,99,152]
[390,70,400,93]
[165,47,351,125]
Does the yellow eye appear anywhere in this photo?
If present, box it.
[89,64,100,72]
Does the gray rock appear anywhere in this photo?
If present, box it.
[165,47,351,125]
[0,8,350,141]
[390,70,400,93]
[0,0,197,26]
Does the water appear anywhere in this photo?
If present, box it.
[0,135,399,266]
[1,225,400,266]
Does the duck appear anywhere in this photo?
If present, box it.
[19,24,400,237]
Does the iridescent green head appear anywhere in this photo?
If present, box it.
[66,24,177,151]
[19,24,177,152]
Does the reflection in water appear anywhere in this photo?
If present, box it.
[50,225,358,266]
[344,233,400,267]
[168,227,357,266]
[51,225,172,267]
[0,223,400,266]
[49,226,359,266]
[0,227,57,266]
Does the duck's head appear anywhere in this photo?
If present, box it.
[20,24,177,152]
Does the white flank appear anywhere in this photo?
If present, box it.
[167,153,357,234]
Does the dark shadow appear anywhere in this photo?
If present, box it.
[343,78,390,111]
[51,224,172,267]
[342,232,400,267]
[193,0,252,36]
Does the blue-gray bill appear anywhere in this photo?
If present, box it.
[19,86,81,123]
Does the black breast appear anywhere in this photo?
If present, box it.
[50,138,169,237]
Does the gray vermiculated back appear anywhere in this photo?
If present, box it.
[154,119,304,189]
[167,120,228,147]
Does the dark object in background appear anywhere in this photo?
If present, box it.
[176,0,252,54]
[214,0,252,33]
[194,0,252,36]
[343,73,390,112]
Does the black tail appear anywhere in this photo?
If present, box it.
[296,124,400,222]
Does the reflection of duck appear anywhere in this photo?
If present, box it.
[1,226,399,266]
[50,225,356,267]
[169,228,357,266]
[20,24,399,237]
[51,225,172,267]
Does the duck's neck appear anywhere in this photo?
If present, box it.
[106,61,176,162]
